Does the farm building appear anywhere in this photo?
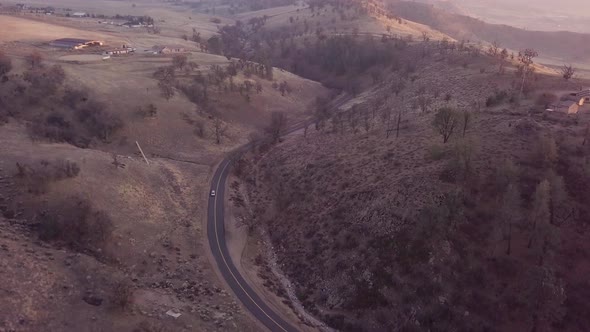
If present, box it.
[50,38,103,50]
[121,22,153,28]
[72,12,87,17]
[549,101,579,114]
[104,47,135,55]
[149,45,186,54]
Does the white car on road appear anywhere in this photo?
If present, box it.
[210,190,216,197]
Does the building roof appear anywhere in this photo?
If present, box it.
[151,45,167,52]
[577,89,590,97]
[53,38,95,44]
[50,38,102,49]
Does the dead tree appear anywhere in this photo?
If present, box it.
[26,51,43,69]
[462,109,471,137]
[433,107,459,143]
[363,109,371,133]
[265,112,287,143]
[395,97,406,138]
[518,49,538,99]
[561,64,576,81]
[213,117,227,144]
[488,40,500,57]
[417,95,432,113]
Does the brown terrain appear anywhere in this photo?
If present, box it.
[387,0,590,70]
[235,39,590,331]
[0,1,327,330]
[2,0,590,331]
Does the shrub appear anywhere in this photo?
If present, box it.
[486,90,509,107]
[37,196,113,252]
[0,51,12,78]
[62,87,89,108]
[77,100,123,142]
[15,159,80,194]
[112,281,133,309]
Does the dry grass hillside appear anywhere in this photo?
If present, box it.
[0,5,328,331]
[232,2,449,41]
[3,0,590,331]
[388,1,590,70]
[236,43,590,331]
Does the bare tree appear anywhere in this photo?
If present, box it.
[395,97,406,138]
[363,109,371,133]
[26,51,43,69]
[548,171,571,226]
[421,32,430,57]
[391,77,406,96]
[212,117,227,144]
[195,120,206,138]
[518,49,539,99]
[560,64,576,81]
[497,184,521,255]
[462,109,471,137]
[265,111,287,143]
[498,48,509,74]
[381,104,392,138]
[537,135,558,168]
[153,66,176,100]
[158,81,175,101]
[191,28,202,43]
[385,117,395,139]
[495,159,519,193]
[528,180,559,266]
[433,107,459,143]
[172,54,188,71]
[349,106,359,133]
[488,40,500,57]
[0,51,12,78]
[417,95,432,113]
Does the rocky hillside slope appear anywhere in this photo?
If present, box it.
[239,47,590,331]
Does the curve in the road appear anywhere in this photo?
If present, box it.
[208,156,298,332]
[207,94,351,332]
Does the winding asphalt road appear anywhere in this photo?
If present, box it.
[208,153,298,332]
[207,95,350,332]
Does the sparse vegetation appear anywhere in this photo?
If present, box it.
[0,51,12,78]
[37,196,114,253]
[111,281,134,309]
[560,64,576,80]
[0,53,123,147]
[14,159,80,195]
[3,1,590,332]
[433,107,459,143]
[265,111,287,143]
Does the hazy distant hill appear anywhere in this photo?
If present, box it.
[457,0,590,16]
[389,1,590,68]
[426,0,590,33]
